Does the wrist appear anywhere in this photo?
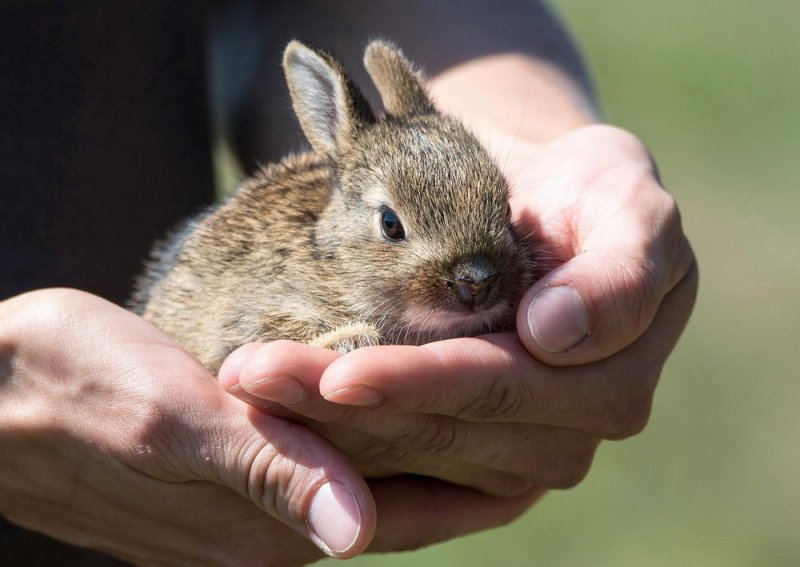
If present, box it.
[429,53,598,147]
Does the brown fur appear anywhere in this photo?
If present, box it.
[131,40,534,372]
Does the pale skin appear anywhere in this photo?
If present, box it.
[222,55,698,504]
[0,4,698,565]
[0,289,541,564]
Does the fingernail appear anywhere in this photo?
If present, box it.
[308,482,362,556]
[246,375,306,405]
[528,286,589,352]
[322,384,383,407]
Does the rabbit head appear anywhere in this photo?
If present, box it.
[283,40,531,343]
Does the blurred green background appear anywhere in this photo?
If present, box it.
[325,1,800,565]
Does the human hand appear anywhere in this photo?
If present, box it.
[499,123,698,365]
[0,289,538,564]
[219,125,697,498]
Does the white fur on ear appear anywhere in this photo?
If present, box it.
[283,41,373,156]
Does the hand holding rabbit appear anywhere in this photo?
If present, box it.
[134,40,532,372]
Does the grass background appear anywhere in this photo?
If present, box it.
[322,1,800,565]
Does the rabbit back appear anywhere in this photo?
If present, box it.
[134,152,348,370]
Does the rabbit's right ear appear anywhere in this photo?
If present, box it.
[283,41,375,156]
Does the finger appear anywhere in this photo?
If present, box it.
[315,417,599,494]
[367,476,545,552]
[321,335,607,429]
[222,340,354,423]
[220,342,598,494]
[218,342,312,421]
[217,342,264,389]
[221,343,521,491]
[321,266,697,439]
[175,397,377,559]
[518,166,696,366]
[237,340,342,404]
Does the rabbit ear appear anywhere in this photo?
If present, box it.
[283,40,375,156]
[364,40,435,117]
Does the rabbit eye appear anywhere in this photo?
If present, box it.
[380,208,406,241]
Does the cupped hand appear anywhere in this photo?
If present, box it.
[220,125,697,498]
[501,124,697,366]
[0,289,537,565]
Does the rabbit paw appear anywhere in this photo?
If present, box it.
[310,323,382,353]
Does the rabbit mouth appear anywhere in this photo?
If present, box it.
[395,300,514,342]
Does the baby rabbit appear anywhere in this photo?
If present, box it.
[132,40,533,372]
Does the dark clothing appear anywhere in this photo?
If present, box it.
[0,2,215,306]
[0,2,212,563]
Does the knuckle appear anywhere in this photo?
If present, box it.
[7,289,78,335]
[125,399,189,468]
[482,473,539,498]
[618,395,653,439]
[542,449,596,489]
[555,452,595,489]
[653,192,690,268]
[313,403,362,426]
[245,422,327,517]
[659,190,680,224]
[386,417,463,456]
[490,432,599,492]
[125,392,225,479]
[454,374,526,422]
[255,440,297,516]
[347,436,413,470]
[24,288,96,323]
[603,184,690,334]
[662,200,696,277]
[607,252,661,335]
[597,386,654,440]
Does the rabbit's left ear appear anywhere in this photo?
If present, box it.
[283,40,375,156]
[364,40,434,117]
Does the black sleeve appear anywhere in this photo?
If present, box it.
[220,0,593,172]
[0,1,213,563]
[0,1,215,305]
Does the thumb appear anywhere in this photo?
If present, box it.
[517,233,695,366]
[193,400,376,559]
[510,124,697,366]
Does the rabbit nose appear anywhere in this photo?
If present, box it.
[448,272,498,309]
[447,255,500,309]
